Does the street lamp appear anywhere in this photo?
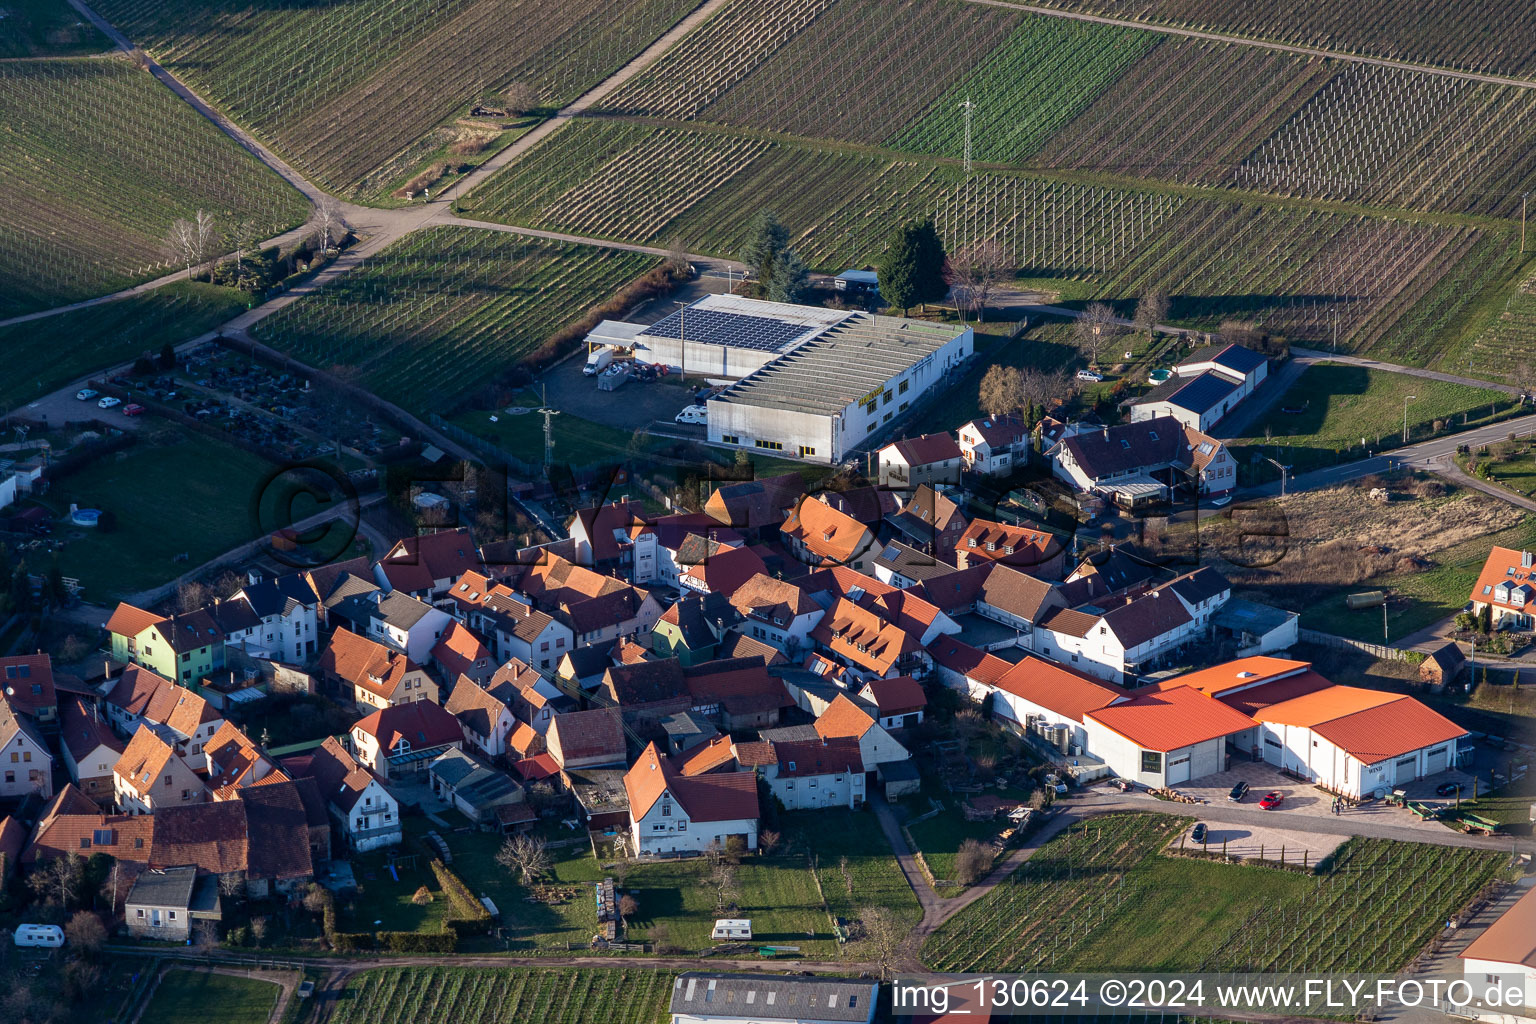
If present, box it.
[1264,457,1290,497]
[1403,395,1417,445]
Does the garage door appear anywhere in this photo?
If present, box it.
[1424,746,1449,776]
[1190,742,1222,780]
[1394,755,1418,785]
[1167,752,1192,785]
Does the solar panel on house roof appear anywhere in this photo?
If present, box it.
[639,309,806,352]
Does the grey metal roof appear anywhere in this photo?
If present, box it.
[126,865,197,909]
[1182,342,1268,375]
[710,313,967,418]
[1137,370,1238,415]
[376,592,435,629]
[872,541,958,582]
[669,972,877,1023]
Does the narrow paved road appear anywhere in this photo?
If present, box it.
[962,0,1536,90]
[1289,347,1524,396]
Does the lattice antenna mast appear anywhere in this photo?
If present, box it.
[959,97,976,175]
[538,384,560,469]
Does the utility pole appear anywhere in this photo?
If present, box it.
[538,384,560,470]
[1265,457,1290,498]
[1382,593,1389,643]
[1403,394,1416,445]
[959,97,976,176]
[1331,307,1338,354]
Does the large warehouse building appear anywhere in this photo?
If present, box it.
[629,295,849,380]
[703,304,973,464]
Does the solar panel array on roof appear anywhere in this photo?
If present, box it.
[639,309,806,352]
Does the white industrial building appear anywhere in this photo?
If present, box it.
[1458,883,1536,1019]
[627,295,849,380]
[707,306,972,464]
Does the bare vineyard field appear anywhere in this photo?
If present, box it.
[250,227,656,413]
[468,118,1518,352]
[330,967,671,1024]
[923,814,1502,974]
[0,57,308,318]
[90,0,696,195]
[1022,0,1536,79]
[1463,268,1536,384]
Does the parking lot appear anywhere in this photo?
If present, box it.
[1165,819,1346,866]
[536,353,712,432]
[1175,758,1479,837]
[24,388,148,431]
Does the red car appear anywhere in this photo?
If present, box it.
[122,404,145,417]
[1259,791,1284,809]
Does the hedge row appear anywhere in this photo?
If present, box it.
[430,858,492,936]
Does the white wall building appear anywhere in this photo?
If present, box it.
[709,309,973,464]
[1082,685,1255,788]
[629,294,850,380]
[1458,884,1536,1017]
[761,739,866,810]
[624,744,759,856]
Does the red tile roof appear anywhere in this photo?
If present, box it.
[548,707,625,764]
[377,528,480,592]
[774,737,863,777]
[729,573,819,622]
[993,657,1125,724]
[783,499,874,565]
[321,629,423,701]
[624,742,759,823]
[60,697,124,763]
[511,752,559,781]
[445,677,509,742]
[355,701,462,753]
[811,598,921,675]
[925,636,1011,686]
[680,734,738,776]
[681,543,769,598]
[106,602,164,638]
[0,655,55,717]
[1255,687,1467,764]
[1085,685,1256,751]
[814,694,876,741]
[957,519,1064,571]
[860,676,927,716]
[430,622,492,679]
[885,432,962,466]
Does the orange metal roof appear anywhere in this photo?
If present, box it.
[1461,884,1536,969]
[1308,697,1467,765]
[1085,685,1256,751]
[1155,657,1314,696]
[1250,684,1400,727]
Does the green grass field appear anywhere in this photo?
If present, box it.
[33,426,278,600]
[0,57,308,317]
[1237,363,1516,473]
[450,404,641,470]
[143,971,279,1024]
[338,848,452,934]
[924,813,1502,973]
[329,966,671,1024]
[1296,515,1536,644]
[250,228,655,416]
[0,0,107,56]
[0,282,246,410]
[443,830,607,951]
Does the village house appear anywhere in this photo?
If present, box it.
[486,657,572,733]
[635,512,747,589]
[882,484,968,561]
[0,654,57,724]
[320,628,439,710]
[445,675,517,759]
[624,743,759,856]
[229,572,321,663]
[684,658,794,732]
[98,665,225,757]
[1131,342,1268,431]
[448,572,576,673]
[703,472,805,539]
[0,696,53,801]
[1049,416,1234,507]
[373,528,483,601]
[113,725,207,814]
[877,432,964,488]
[428,748,526,826]
[1469,547,1536,630]
[956,414,1029,476]
[677,541,769,599]
[304,555,380,625]
[954,518,1066,577]
[59,697,124,808]
[781,498,878,573]
[871,541,959,590]
[287,736,401,851]
[728,573,825,654]
[431,621,495,685]
[203,720,283,798]
[106,605,228,684]
[349,700,463,779]
[652,592,733,665]
[124,865,220,942]
[856,675,926,731]
[811,695,909,775]
[761,738,865,810]
[515,555,663,648]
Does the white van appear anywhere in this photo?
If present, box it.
[674,405,707,425]
[14,924,65,948]
[583,346,615,376]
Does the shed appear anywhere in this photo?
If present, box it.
[876,759,921,800]
[1419,641,1467,691]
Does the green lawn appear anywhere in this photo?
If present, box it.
[0,282,247,410]
[1461,438,1536,500]
[31,427,279,600]
[925,813,1503,973]
[0,0,108,56]
[337,848,451,934]
[143,970,279,1024]
[446,830,607,951]
[781,809,921,928]
[1297,515,1536,643]
[1236,363,1516,474]
[907,812,1006,892]
[450,402,640,468]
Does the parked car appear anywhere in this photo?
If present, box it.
[1111,778,1133,793]
[1191,823,1208,844]
[1228,781,1250,802]
[1259,791,1284,809]
[97,396,121,409]
[1435,782,1460,796]
[122,404,145,417]
[1075,369,1104,383]
[75,388,97,401]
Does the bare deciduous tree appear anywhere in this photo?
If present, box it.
[502,81,538,115]
[167,217,198,276]
[316,200,349,253]
[496,833,552,884]
[175,580,210,614]
[947,239,1008,322]
[1134,289,1169,339]
[64,911,107,954]
[708,858,740,911]
[1073,302,1121,369]
[666,236,691,278]
[618,893,639,933]
[978,364,1023,420]
[758,829,781,855]
[954,839,992,886]
[857,906,908,980]
[28,853,82,907]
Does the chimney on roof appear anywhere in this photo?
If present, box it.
[1524,551,1534,569]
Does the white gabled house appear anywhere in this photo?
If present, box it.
[761,738,865,810]
[231,573,321,664]
[623,743,759,856]
[295,736,401,851]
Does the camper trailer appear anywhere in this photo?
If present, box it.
[14,924,65,948]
